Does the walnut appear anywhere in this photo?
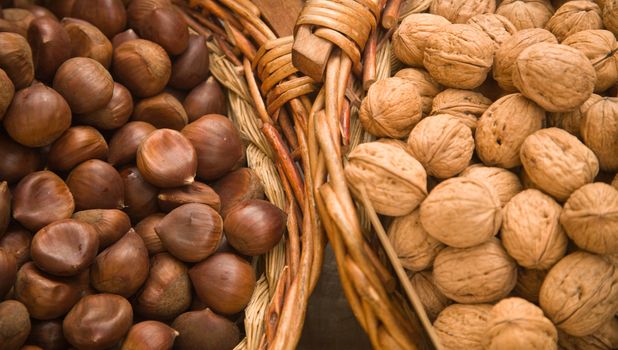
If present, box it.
[409,271,451,321]
[467,13,518,48]
[430,0,496,24]
[559,317,618,350]
[387,209,445,272]
[562,30,618,92]
[460,164,523,206]
[359,77,423,138]
[433,303,493,350]
[344,141,427,216]
[484,297,559,350]
[604,0,618,36]
[493,28,558,92]
[394,68,443,116]
[512,43,596,112]
[407,115,474,178]
[423,24,495,90]
[420,177,502,248]
[545,1,603,41]
[392,14,451,67]
[581,97,618,171]
[519,166,542,191]
[475,93,546,168]
[430,88,493,129]
[547,93,603,139]
[520,128,599,202]
[496,0,555,30]
[560,183,618,254]
[515,268,548,303]
[433,238,517,303]
[502,189,568,269]
[539,251,618,336]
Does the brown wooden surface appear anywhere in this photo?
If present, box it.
[251,0,304,37]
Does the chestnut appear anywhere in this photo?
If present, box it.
[53,57,114,114]
[172,308,240,350]
[61,18,113,69]
[0,32,34,89]
[158,181,221,212]
[27,16,71,82]
[63,293,133,350]
[127,0,189,55]
[0,67,14,120]
[0,248,16,298]
[27,319,70,350]
[0,181,9,236]
[47,126,109,172]
[120,321,178,350]
[189,252,256,315]
[169,34,209,90]
[181,114,243,181]
[183,77,227,122]
[155,203,222,263]
[0,225,32,268]
[135,213,166,255]
[71,0,127,38]
[12,171,75,232]
[72,209,131,249]
[45,0,77,19]
[3,83,71,147]
[136,129,197,188]
[113,39,171,98]
[16,4,58,21]
[66,159,125,210]
[132,92,188,131]
[112,28,139,48]
[120,166,159,222]
[78,82,133,130]
[212,168,264,216]
[1,8,34,38]
[0,132,41,184]
[0,300,31,350]
[108,121,156,166]
[135,253,191,320]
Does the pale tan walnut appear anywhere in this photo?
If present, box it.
[475,93,546,168]
[433,238,517,303]
[545,1,603,41]
[409,271,452,321]
[407,115,474,178]
[344,141,427,216]
[430,88,493,129]
[433,303,493,350]
[502,189,568,269]
[460,164,523,206]
[560,183,618,254]
[515,268,548,303]
[467,13,518,48]
[484,297,559,350]
[493,28,558,92]
[387,209,445,272]
[604,0,618,36]
[496,0,555,30]
[519,166,542,190]
[548,93,603,139]
[394,68,443,116]
[420,177,502,248]
[359,77,423,138]
[430,0,496,24]
[563,30,618,92]
[559,317,618,350]
[392,14,452,67]
[581,97,618,171]
[423,24,495,90]
[613,173,618,190]
[539,251,618,336]
[512,43,596,112]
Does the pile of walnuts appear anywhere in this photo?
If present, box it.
[345,0,618,348]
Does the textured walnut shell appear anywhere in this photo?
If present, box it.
[560,183,618,254]
[394,68,443,116]
[430,88,492,129]
[559,317,618,350]
[515,268,547,303]
[430,0,496,23]
[407,115,474,178]
[604,0,618,36]
[563,30,618,92]
[433,303,493,350]
[539,251,618,336]
[424,24,495,89]
[548,93,602,139]
[581,97,618,171]
[359,77,423,138]
[420,177,501,248]
[392,14,451,67]
[484,297,558,350]
[520,128,599,202]
[467,13,517,48]
[344,141,427,216]
[475,93,545,168]
[387,209,444,272]
[502,189,568,269]
[545,1,603,42]
[460,164,522,206]
[496,0,555,30]
[409,271,451,321]
[493,28,558,91]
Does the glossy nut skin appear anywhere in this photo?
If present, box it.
[120,166,160,222]
[158,181,221,213]
[53,57,114,114]
[0,226,32,268]
[0,181,10,237]
[0,133,41,184]
[0,32,34,89]
[108,121,156,166]
[113,39,171,98]
[132,92,188,131]
[0,248,17,298]
[134,214,166,255]
[127,0,189,55]
[66,159,125,211]
[0,300,31,350]
[120,320,178,350]
[47,126,109,172]
[27,16,71,82]
[72,209,131,249]
[62,18,113,69]
[78,82,133,130]
[27,319,70,350]
[169,34,209,90]
[212,168,264,217]
[71,0,127,38]
[0,68,14,121]
[171,308,240,350]
[183,77,227,122]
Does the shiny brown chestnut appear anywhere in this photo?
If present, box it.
[27,16,71,82]
[66,159,125,210]
[0,67,14,120]
[0,32,34,89]
[0,300,31,350]
[16,4,58,21]
[12,171,75,231]
[71,0,127,38]
[0,225,32,268]
[158,181,221,213]
[112,28,139,48]
[72,209,131,249]
[53,57,114,114]
[0,132,41,184]
[172,308,240,350]
[189,252,256,315]
[120,320,179,350]
[113,39,171,98]
[120,166,159,222]
[45,0,77,18]
[78,82,133,130]
[127,0,189,56]
[135,213,165,255]
[47,126,109,172]
[212,168,264,216]
[62,18,113,69]
[108,121,156,166]
[132,92,188,130]
[27,319,69,350]
[63,293,133,350]
[169,34,209,90]
[183,77,227,122]
[0,248,16,298]
[0,182,9,236]
[1,8,34,38]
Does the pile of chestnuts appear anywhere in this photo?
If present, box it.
[0,1,288,349]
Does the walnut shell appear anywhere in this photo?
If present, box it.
[539,251,618,336]
[547,93,603,138]
[394,68,443,116]
[460,164,523,206]
[409,271,451,322]
[563,30,618,92]
[430,0,496,23]
[520,128,599,201]
[493,28,558,91]
[359,77,423,138]
[559,317,618,350]
[433,238,517,303]
[581,97,618,171]
[467,13,518,48]
[496,0,555,30]
[560,183,618,254]
[502,189,568,269]
[484,297,558,350]
[407,115,474,178]
[392,14,451,67]
[604,0,618,36]
[475,93,546,168]
[545,1,603,42]
[423,24,495,89]
[344,141,427,216]
[387,209,444,271]
[430,88,493,129]
[434,303,493,350]
[515,268,548,303]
